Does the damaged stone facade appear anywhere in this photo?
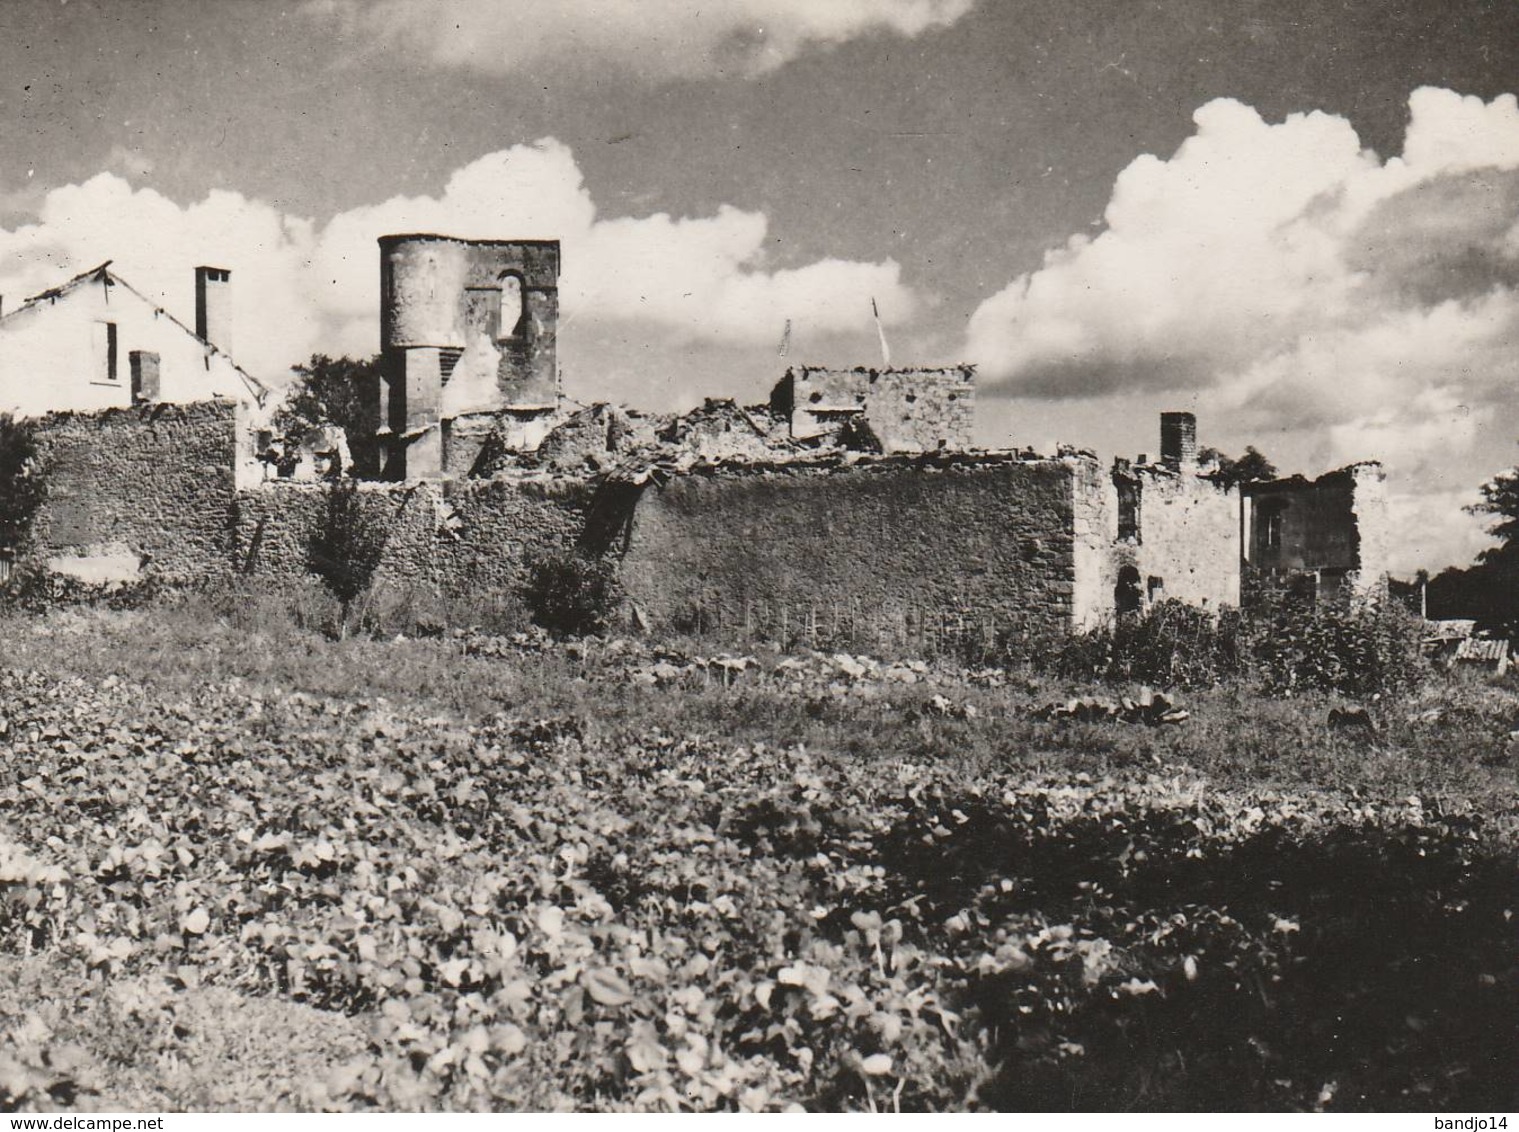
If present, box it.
[371,234,560,481]
[7,231,1393,639]
[233,476,592,605]
[1242,462,1391,604]
[770,365,975,454]
[15,394,1392,638]
[20,398,591,619]
[617,454,1084,643]
[520,403,665,476]
[23,401,253,584]
[1103,413,1242,619]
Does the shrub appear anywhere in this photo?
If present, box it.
[0,565,165,612]
[1113,601,1247,688]
[0,413,43,553]
[1247,597,1426,697]
[307,482,388,634]
[999,602,1246,690]
[999,597,1425,697]
[522,549,624,637]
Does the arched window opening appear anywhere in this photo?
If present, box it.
[498,273,526,341]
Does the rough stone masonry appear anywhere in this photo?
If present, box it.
[8,231,1391,639]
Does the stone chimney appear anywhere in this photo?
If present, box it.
[1160,411,1197,469]
[194,266,232,354]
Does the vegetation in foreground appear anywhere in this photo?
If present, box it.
[0,601,1516,1112]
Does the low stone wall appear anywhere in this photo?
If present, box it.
[233,475,591,611]
[26,401,241,583]
[617,457,1082,645]
[434,477,591,595]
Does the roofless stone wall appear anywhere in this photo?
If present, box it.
[233,477,591,610]
[25,400,242,583]
[19,400,1348,640]
[616,457,1084,645]
[20,402,589,614]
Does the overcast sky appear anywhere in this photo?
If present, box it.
[1,0,1516,573]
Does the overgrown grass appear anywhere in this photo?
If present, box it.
[0,596,1514,807]
[1,598,1517,1111]
[0,627,1515,1111]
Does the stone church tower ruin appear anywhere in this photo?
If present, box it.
[369,234,561,480]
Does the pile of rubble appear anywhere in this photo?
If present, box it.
[1030,687,1189,727]
[456,632,1004,714]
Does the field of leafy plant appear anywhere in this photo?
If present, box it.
[1,608,1517,1111]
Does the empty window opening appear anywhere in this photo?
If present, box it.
[129,349,159,402]
[1147,575,1165,602]
[95,321,119,384]
[497,273,526,340]
[1117,478,1141,543]
[1259,501,1287,551]
[1319,570,1344,599]
[1289,571,1319,605]
[1116,565,1143,616]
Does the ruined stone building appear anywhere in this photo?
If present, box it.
[5,232,1391,638]
[371,234,560,481]
[1242,462,1392,604]
[1103,412,1389,617]
[0,263,278,582]
[769,365,976,453]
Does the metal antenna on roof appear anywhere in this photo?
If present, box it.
[871,298,892,367]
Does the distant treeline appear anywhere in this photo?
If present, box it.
[1394,559,1519,638]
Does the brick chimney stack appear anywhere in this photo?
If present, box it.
[194,266,232,355]
[1160,411,1197,469]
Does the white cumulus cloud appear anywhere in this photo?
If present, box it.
[305,0,976,80]
[0,138,915,395]
[966,87,1519,572]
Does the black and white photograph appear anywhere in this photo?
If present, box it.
[0,0,1517,1116]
